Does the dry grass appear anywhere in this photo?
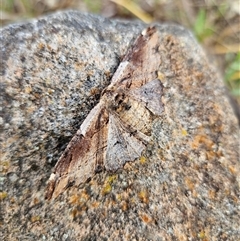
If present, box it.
[1,0,239,105]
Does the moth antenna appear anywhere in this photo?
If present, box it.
[141,26,157,36]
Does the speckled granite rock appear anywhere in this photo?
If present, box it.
[0,10,239,241]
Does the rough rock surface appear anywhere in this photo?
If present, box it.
[0,10,239,241]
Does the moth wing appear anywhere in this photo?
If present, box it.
[46,102,108,200]
[104,114,146,171]
[46,27,165,199]
[109,26,160,89]
[130,79,164,116]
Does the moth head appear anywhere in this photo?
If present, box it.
[101,86,115,98]
[103,88,131,113]
[114,91,131,113]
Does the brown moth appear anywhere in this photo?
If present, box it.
[46,26,164,200]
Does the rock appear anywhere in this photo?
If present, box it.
[0,10,239,241]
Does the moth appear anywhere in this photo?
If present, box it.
[46,26,164,200]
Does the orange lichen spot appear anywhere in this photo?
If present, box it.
[138,189,149,204]
[185,177,195,191]
[91,201,100,208]
[71,208,78,219]
[69,190,89,205]
[206,150,216,161]
[139,156,147,164]
[0,191,8,200]
[140,213,152,224]
[208,189,216,200]
[81,190,90,201]
[191,135,214,150]
[69,194,80,205]
[38,43,45,50]
[228,165,237,175]
[31,215,41,223]
[121,201,128,211]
